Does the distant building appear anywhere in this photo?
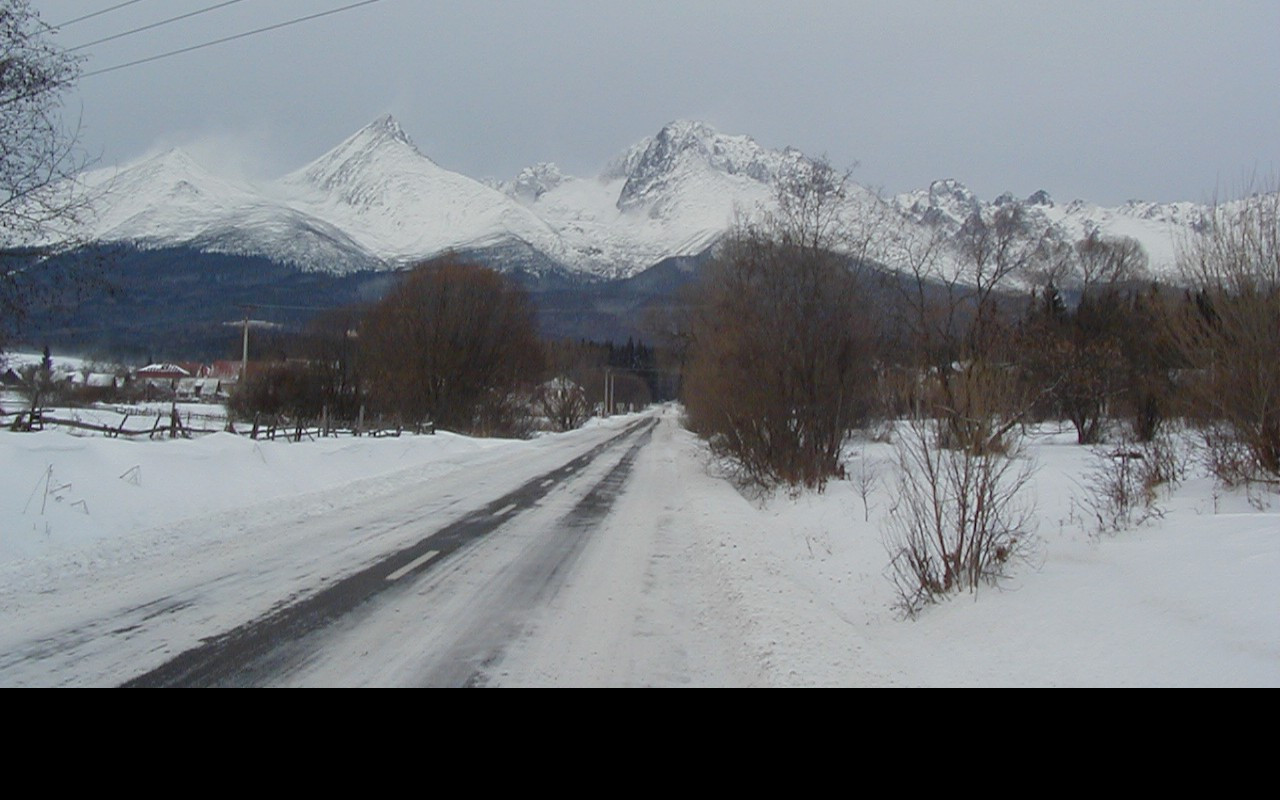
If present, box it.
[136,363,191,382]
[176,377,227,400]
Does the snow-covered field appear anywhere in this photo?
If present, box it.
[1,408,1276,686]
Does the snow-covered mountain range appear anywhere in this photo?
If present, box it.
[77,115,1219,282]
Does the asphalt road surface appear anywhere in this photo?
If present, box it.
[2,407,763,686]
[123,416,659,687]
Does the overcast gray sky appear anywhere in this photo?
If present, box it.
[33,0,1280,205]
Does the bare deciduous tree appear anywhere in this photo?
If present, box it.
[682,159,879,491]
[360,256,543,435]
[879,202,1046,613]
[1175,187,1280,481]
[885,204,1047,454]
[1074,230,1149,290]
[1,2,92,347]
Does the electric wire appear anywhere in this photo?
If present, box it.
[82,0,384,78]
[69,0,247,52]
[51,0,150,30]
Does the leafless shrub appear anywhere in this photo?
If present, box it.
[472,386,536,439]
[1140,427,1192,489]
[927,359,1029,455]
[1081,430,1187,533]
[1082,446,1157,533]
[228,362,328,420]
[1174,185,1280,485]
[1199,422,1259,488]
[883,416,1037,617]
[535,377,589,432]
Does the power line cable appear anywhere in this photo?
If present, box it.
[52,0,150,30]
[82,0,384,78]
[69,0,247,52]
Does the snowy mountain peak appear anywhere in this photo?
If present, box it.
[928,178,978,208]
[75,118,1235,281]
[616,120,804,212]
[893,178,984,229]
[359,114,415,149]
[651,119,724,154]
[82,145,253,227]
[95,147,220,190]
[272,118,566,268]
[142,146,204,172]
[284,115,432,199]
[1026,189,1054,208]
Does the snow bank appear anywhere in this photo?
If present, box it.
[674,424,1280,686]
[0,427,508,564]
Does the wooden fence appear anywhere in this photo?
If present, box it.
[2,404,433,441]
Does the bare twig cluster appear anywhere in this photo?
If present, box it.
[884,416,1037,617]
[1173,188,1280,483]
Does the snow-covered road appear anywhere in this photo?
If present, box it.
[0,408,765,686]
[272,410,766,687]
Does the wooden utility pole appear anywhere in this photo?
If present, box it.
[240,305,253,382]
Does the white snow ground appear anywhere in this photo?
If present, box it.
[0,407,1276,686]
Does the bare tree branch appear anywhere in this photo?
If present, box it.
[1,1,94,348]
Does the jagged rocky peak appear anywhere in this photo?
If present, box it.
[1026,189,1053,207]
[928,178,978,209]
[602,137,651,181]
[616,120,793,210]
[896,178,983,228]
[508,162,565,203]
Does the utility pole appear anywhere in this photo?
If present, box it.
[240,305,254,382]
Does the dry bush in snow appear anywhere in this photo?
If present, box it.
[883,416,1037,617]
[1174,187,1280,485]
[535,377,590,432]
[1079,429,1190,533]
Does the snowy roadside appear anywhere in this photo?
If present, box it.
[664,423,1280,686]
